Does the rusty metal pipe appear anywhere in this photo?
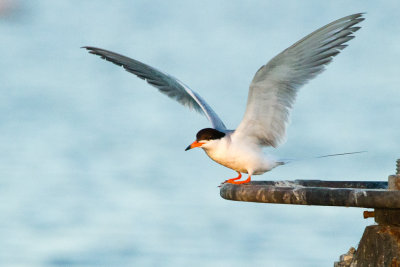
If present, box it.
[220,181,400,209]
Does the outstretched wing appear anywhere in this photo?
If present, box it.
[83,46,226,131]
[233,13,364,147]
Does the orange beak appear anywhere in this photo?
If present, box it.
[185,140,205,151]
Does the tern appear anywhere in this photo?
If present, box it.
[83,13,364,185]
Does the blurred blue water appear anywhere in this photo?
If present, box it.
[0,1,399,266]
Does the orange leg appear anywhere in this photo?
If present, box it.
[225,175,251,185]
[223,171,242,183]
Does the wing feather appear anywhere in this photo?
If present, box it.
[83,46,226,130]
[233,13,364,147]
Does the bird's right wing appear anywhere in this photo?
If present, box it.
[83,46,227,131]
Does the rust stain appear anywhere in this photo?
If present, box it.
[378,226,400,244]
[391,257,400,267]
[363,210,375,219]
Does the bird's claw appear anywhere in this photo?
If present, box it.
[218,181,227,188]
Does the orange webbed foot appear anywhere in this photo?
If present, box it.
[226,175,251,185]
[219,173,251,186]
[223,171,242,183]
[218,172,242,187]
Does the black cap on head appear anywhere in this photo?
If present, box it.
[196,128,225,141]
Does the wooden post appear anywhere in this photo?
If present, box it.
[349,159,400,267]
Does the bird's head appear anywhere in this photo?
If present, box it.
[185,128,226,151]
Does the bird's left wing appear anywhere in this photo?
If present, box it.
[83,46,226,131]
[233,13,364,147]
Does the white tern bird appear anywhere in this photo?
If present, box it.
[83,13,364,185]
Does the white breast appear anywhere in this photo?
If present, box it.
[201,134,279,175]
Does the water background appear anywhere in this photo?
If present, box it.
[1,1,399,266]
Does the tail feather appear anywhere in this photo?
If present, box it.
[315,151,366,158]
[278,151,366,165]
